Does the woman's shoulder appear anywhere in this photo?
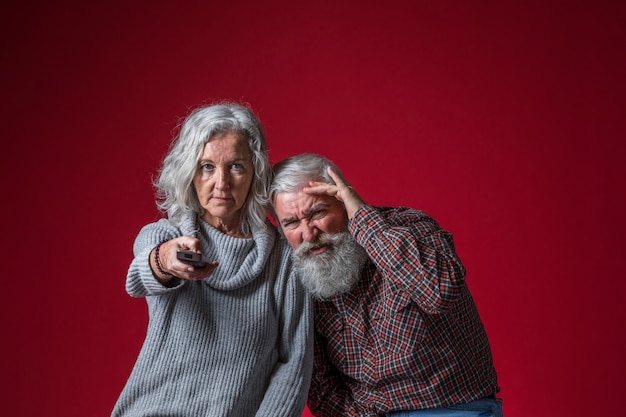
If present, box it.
[138,217,181,234]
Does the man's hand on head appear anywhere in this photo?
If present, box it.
[303,167,367,220]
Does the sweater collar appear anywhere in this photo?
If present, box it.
[180,213,275,290]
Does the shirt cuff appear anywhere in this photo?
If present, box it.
[349,205,380,243]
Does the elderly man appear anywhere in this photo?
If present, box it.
[269,154,502,417]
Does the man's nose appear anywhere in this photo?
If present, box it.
[301,221,319,243]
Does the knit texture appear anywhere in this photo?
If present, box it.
[112,213,313,417]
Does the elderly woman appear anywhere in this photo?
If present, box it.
[112,103,312,417]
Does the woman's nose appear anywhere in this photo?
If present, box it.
[215,168,230,189]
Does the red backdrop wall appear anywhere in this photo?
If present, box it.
[2,1,624,416]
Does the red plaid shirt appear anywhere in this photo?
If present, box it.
[307,206,499,417]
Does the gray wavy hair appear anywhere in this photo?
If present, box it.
[155,102,271,235]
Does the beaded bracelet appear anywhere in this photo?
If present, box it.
[154,241,172,276]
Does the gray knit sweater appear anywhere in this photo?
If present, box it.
[112,213,313,417]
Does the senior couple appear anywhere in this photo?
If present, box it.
[112,102,503,417]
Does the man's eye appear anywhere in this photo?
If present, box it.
[282,221,298,230]
[311,210,326,220]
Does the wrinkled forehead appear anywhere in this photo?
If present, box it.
[273,190,337,218]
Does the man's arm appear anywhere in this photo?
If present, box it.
[350,206,467,314]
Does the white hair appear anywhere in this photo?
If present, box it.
[155,102,271,235]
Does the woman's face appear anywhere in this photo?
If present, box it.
[193,132,254,235]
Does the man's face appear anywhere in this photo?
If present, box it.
[273,190,349,250]
[273,188,367,299]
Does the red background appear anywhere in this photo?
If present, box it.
[2,1,624,416]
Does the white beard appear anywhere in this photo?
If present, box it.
[292,232,369,300]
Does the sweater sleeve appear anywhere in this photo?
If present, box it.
[350,206,467,314]
[125,219,186,297]
[255,248,314,417]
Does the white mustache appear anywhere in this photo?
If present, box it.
[295,234,337,256]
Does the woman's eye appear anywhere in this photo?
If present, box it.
[201,163,215,171]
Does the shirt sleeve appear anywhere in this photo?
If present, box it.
[349,206,467,314]
[125,219,185,297]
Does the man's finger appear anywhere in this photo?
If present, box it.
[327,167,347,188]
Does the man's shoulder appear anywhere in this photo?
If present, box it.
[372,205,433,220]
